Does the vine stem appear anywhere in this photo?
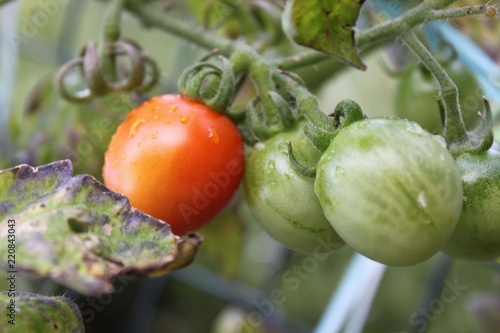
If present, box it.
[125,0,234,56]
[276,3,495,70]
[250,61,281,127]
[100,0,125,80]
[402,31,468,146]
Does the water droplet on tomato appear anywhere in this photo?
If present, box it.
[163,120,169,124]
[168,106,178,113]
[208,127,220,144]
[463,196,468,202]
[153,115,159,120]
[255,142,265,150]
[121,152,126,160]
[151,131,158,139]
[112,160,117,168]
[417,192,427,208]
[129,119,145,138]
[180,115,189,124]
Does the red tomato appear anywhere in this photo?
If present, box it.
[103,94,244,235]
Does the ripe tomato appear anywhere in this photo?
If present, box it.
[314,118,463,266]
[244,122,345,254]
[103,94,244,235]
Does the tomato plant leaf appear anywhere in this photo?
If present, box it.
[282,0,366,70]
[0,292,84,333]
[0,160,202,295]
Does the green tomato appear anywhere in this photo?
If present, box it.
[395,61,482,133]
[442,141,500,260]
[244,122,345,254]
[314,118,463,266]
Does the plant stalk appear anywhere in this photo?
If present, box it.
[277,4,495,70]
[125,1,234,56]
[402,31,468,146]
[100,0,125,80]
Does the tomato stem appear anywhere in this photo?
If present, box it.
[276,4,496,71]
[402,31,469,148]
[125,1,234,56]
[100,0,125,81]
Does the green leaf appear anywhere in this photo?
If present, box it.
[0,292,84,333]
[0,160,202,295]
[282,0,366,70]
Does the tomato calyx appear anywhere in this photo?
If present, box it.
[451,98,495,156]
[287,140,317,178]
[178,55,237,114]
[288,99,365,178]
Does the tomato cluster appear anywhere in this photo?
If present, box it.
[103,91,499,266]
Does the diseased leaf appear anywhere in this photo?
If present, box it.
[0,292,84,333]
[0,160,202,295]
[282,0,366,70]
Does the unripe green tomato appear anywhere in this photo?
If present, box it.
[244,122,345,254]
[443,141,500,260]
[314,118,463,266]
[395,61,482,133]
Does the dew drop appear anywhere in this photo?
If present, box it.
[168,106,178,113]
[209,127,220,144]
[137,142,142,148]
[163,120,169,124]
[180,115,189,124]
[151,131,158,139]
[129,119,145,138]
[417,192,427,209]
[463,196,468,202]
[153,115,159,120]
[112,160,117,168]
[255,142,265,150]
[121,152,126,160]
